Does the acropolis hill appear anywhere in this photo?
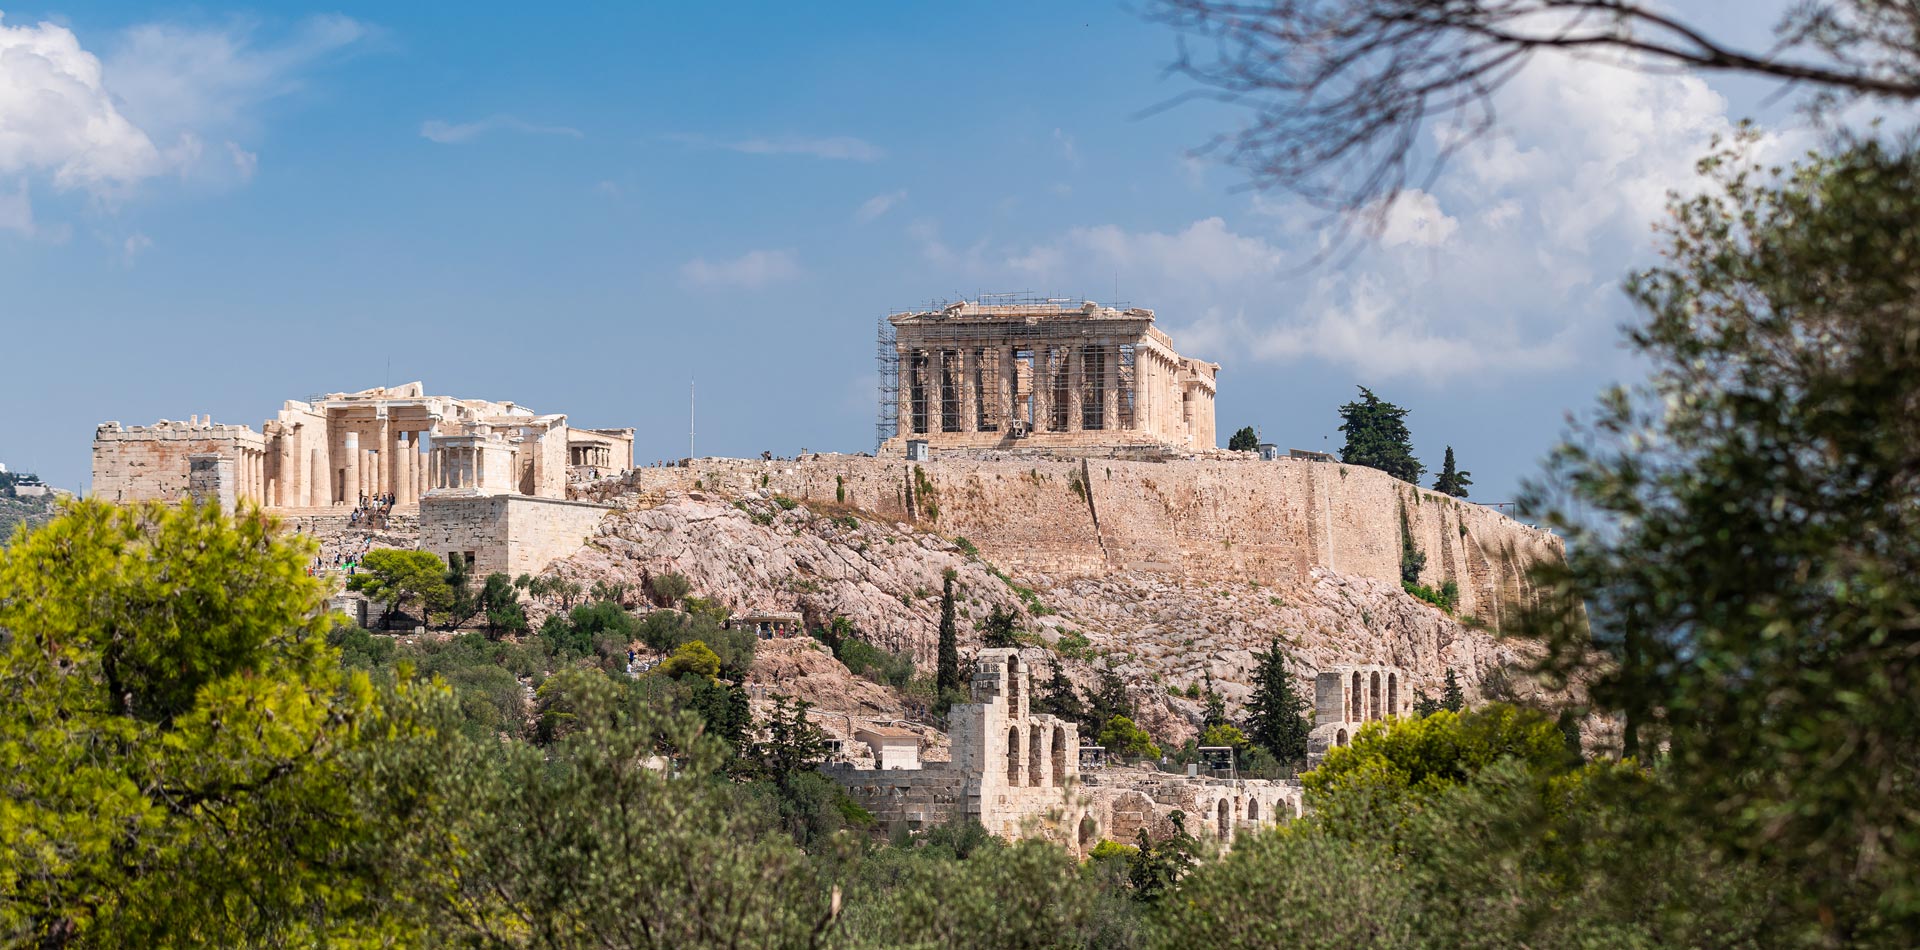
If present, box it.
[84,298,1570,841]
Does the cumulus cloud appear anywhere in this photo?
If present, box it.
[0,16,166,192]
[420,115,583,145]
[680,249,801,288]
[1373,189,1458,248]
[0,12,366,210]
[673,133,884,162]
[856,190,906,222]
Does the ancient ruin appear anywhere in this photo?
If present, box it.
[92,382,633,509]
[827,649,1303,854]
[1309,664,1414,761]
[877,298,1218,456]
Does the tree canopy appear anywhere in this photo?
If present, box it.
[1227,426,1260,452]
[1337,387,1423,484]
[1431,446,1472,498]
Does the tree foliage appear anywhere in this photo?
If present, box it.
[936,569,961,695]
[1227,425,1260,452]
[1338,386,1423,484]
[347,547,452,628]
[1244,637,1311,765]
[1098,716,1163,761]
[1431,446,1472,498]
[1520,137,1920,939]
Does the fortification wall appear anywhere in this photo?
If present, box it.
[603,455,1561,623]
[93,421,265,504]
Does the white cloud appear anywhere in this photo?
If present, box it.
[680,249,801,288]
[1052,128,1080,167]
[674,133,884,162]
[0,12,366,215]
[0,179,32,234]
[856,190,906,222]
[420,115,583,145]
[0,16,166,192]
[1374,189,1458,248]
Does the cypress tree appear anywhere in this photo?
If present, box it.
[1244,637,1311,764]
[1442,668,1466,712]
[936,569,960,696]
[1432,446,1474,497]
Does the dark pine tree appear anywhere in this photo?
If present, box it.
[1228,426,1261,452]
[1087,670,1135,738]
[1244,637,1311,764]
[1442,668,1466,713]
[1432,446,1474,497]
[936,569,961,696]
[1035,662,1091,735]
[1338,386,1424,484]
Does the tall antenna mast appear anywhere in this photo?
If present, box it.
[689,378,696,461]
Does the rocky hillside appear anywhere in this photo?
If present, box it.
[548,485,1559,747]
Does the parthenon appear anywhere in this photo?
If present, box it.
[92,382,633,509]
[879,298,1218,456]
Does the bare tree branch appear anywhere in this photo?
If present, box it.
[1147,0,1920,220]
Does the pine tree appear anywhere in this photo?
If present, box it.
[1228,426,1260,452]
[1244,637,1311,764]
[1201,672,1228,728]
[1442,668,1466,713]
[1338,386,1424,484]
[1035,662,1090,734]
[936,569,961,695]
[1413,690,1442,717]
[1432,446,1474,497]
[1087,670,1134,738]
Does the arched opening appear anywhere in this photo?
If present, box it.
[1350,671,1362,722]
[1029,723,1046,787]
[1216,798,1231,840]
[1006,726,1022,785]
[1388,672,1399,716]
[1336,728,1348,747]
[1370,671,1383,721]
[1078,814,1097,849]
[1052,724,1069,784]
[1248,798,1261,823]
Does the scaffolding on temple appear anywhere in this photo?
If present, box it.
[878,294,1154,452]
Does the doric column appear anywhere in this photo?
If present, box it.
[1103,344,1120,432]
[309,448,324,506]
[1002,347,1017,430]
[928,350,947,434]
[1033,349,1052,433]
[341,434,359,506]
[960,348,978,433]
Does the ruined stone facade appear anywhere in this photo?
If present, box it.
[92,382,633,509]
[826,649,1301,855]
[416,493,613,578]
[1308,663,1414,760]
[880,300,1218,456]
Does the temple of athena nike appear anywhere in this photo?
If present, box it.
[91,382,634,509]
[878,298,1218,456]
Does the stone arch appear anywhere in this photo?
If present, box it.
[1350,671,1362,721]
[1247,798,1261,823]
[1216,798,1231,840]
[1370,671,1383,721]
[1388,672,1399,716]
[1336,728,1348,746]
[1006,725,1022,785]
[1106,790,1156,842]
[1029,723,1046,787]
[1078,813,1098,849]
[1051,724,1069,784]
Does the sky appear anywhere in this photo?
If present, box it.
[0,1,1820,500]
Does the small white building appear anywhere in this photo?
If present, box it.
[855,724,922,771]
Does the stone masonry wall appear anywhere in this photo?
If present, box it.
[419,493,613,579]
[599,455,1561,625]
[93,421,265,504]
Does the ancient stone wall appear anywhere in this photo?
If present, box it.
[419,494,613,579]
[93,420,267,504]
[606,455,1561,625]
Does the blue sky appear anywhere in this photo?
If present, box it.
[1,2,1809,500]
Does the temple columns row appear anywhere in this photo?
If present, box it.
[911,342,1139,437]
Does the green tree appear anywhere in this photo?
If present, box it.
[1440,668,1464,713]
[479,571,528,638]
[978,604,1021,649]
[659,640,722,680]
[937,568,961,695]
[1087,670,1135,737]
[1244,636,1310,764]
[1227,425,1260,452]
[1098,716,1162,761]
[1337,386,1423,484]
[1126,813,1201,903]
[1431,445,1472,497]
[348,548,453,629]
[750,696,832,779]
[1521,138,1920,938]
[1200,672,1228,729]
[0,500,386,943]
[646,570,691,607]
[443,551,479,629]
[1033,662,1091,736]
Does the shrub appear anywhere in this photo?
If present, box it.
[659,640,722,680]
